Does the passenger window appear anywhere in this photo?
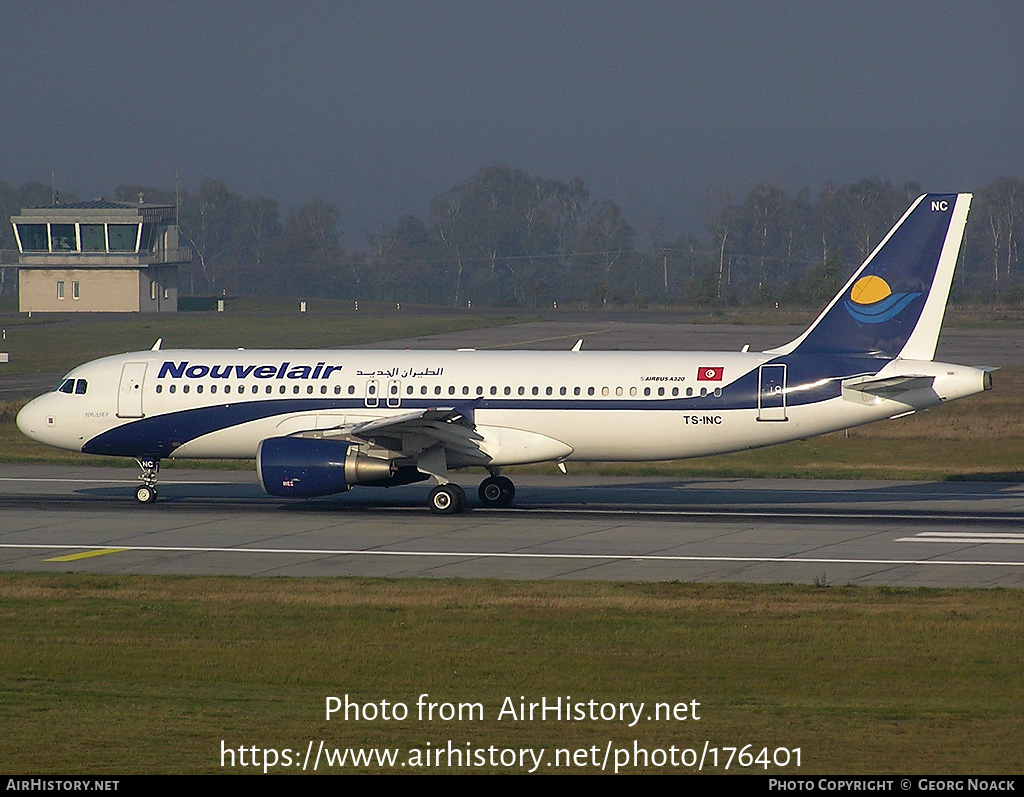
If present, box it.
[279,386,286,394]
[448,386,456,395]
[601,387,609,397]
[490,387,497,396]
[407,386,414,395]
[700,387,707,397]
[196,385,204,394]
[293,386,300,395]
[671,387,679,397]
[307,385,314,394]
[334,386,341,395]
[517,386,525,396]
[643,387,650,396]
[267,386,274,394]
[156,385,163,394]
[657,387,665,396]
[686,387,693,397]
[211,385,218,394]
[183,385,190,394]
[347,385,355,395]
[587,387,595,396]
[435,386,442,395]
[714,387,722,397]
[169,385,176,394]
[560,387,567,396]
[224,385,231,394]
[421,386,428,395]
[573,387,581,396]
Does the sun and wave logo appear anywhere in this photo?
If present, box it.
[844,275,921,324]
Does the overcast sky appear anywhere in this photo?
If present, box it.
[2,1,1022,244]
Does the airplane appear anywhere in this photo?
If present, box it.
[16,192,991,514]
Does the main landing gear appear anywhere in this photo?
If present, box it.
[135,458,160,504]
[478,475,515,508]
[427,474,517,515]
[428,483,466,515]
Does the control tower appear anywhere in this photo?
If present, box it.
[11,199,191,312]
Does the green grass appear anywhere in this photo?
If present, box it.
[1,574,1021,773]
[0,303,519,377]
[641,306,1024,329]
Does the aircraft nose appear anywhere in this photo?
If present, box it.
[16,397,44,441]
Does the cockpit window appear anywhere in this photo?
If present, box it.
[56,378,87,395]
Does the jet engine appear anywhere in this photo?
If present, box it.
[256,437,421,498]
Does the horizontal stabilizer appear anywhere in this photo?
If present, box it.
[842,374,935,400]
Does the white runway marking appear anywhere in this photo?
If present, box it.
[897,532,1024,545]
[520,508,1020,521]
[3,543,1023,568]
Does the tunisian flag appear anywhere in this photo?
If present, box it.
[697,366,724,381]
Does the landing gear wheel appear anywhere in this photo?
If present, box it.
[135,485,158,504]
[478,475,515,507]
[134,458,160,506]
[429,484,466,515]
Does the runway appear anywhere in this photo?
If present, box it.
[2,464,1023,587]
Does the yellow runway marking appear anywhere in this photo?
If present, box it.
[44,548,127,562]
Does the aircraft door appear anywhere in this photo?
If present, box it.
[386,379,402,408]
[757,364,787,422]
[117,362,148,418]
[364,379,379,408]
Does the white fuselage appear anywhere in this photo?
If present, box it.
[16,347,989,468]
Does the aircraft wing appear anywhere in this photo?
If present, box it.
[296,401,489,464]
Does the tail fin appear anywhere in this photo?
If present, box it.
[768,193,972,360]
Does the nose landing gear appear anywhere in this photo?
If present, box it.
[135,458,160,504]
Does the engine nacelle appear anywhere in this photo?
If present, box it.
[257,437,400,498]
